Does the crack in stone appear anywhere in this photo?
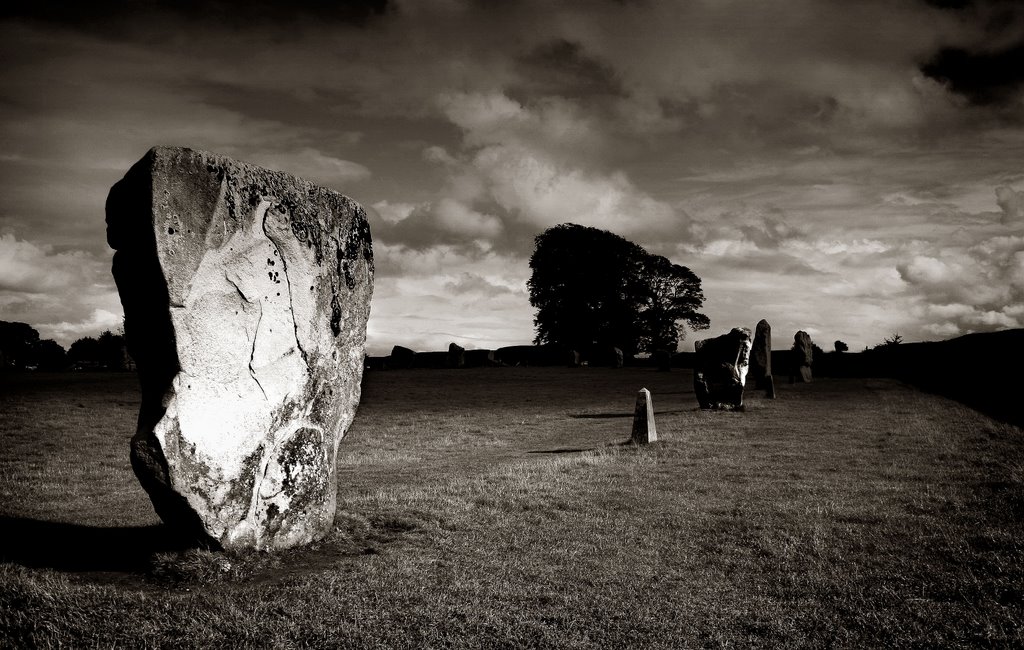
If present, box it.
[223,271,267,401]
[261,205,310,369]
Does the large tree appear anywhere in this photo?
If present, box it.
[527,223,709,357]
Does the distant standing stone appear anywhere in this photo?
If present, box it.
[388,345,416,369]
[107,146,373,550]
[567,349,581,367]
[693,327,753,410]
[447,342,465,369]
[792,331,814,383]
[632,388,657,444]
[750,319,775,398]
[613,347,624,369]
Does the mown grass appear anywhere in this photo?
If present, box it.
[1,369,1022,647]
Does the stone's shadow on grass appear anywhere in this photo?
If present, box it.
[0,515,190,574]
[526,447,595,455]
[571,409,689,419]
[571,412,633,419]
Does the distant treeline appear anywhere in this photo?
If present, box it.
[0,321,133,371]
[368,330,1023,428]
[365,343,629,370]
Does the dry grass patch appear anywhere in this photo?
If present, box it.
[1,369,1022,647]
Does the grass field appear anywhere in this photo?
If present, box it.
[1,368,1022,647]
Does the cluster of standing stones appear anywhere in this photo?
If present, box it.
[691,320,815,410]
[108,147,821,548]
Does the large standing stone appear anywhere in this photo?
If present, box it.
[750,319,775,398]
[693,327,753,410]
[631,388,657,444]
[792,331,814,383]
[106,146,373,550]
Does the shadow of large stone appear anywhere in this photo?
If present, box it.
[0,516,190,576]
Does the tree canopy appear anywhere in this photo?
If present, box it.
[527,223,709,357]
[0,320,66,370]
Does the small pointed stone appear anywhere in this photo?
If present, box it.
[632,388,657,444]
[750,319,772,392]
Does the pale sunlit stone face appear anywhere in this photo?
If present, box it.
[109,147,373,550]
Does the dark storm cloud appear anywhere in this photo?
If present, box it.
[923,44,1024,105]
[920,0,1024,105]
[0,0,389,34]
[513,39,625,101]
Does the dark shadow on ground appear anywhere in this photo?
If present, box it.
[571,413,632,419]
[0,516,190,574]
[571,409,691,419]
[526,447,595,455]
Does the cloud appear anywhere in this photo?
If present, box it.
[897,233,1024,337]
[996,185,1024,223]
[0,234,98,294]
[365,243,532,355]
[439,92,603,156]
[2,0,1023,354]
[370,90,691,257]
[247,148,371,187]
[0,234,122,346]
[443,272,521,296]
[370,200,416,224]
[40,309,124,346]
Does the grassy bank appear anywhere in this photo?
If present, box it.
[1,369,1022,647]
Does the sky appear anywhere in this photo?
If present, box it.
[1,0,1022,356]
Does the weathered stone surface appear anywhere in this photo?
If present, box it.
[631,388,657,444]
[750,319,774,397]
[447,343,465,369]
[693,327,753,410]
[792,330,814,383]
[107,146,373,550]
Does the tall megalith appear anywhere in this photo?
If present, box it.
[106,146,374,550]
[750,319,775,398]
[792,331,814,383]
